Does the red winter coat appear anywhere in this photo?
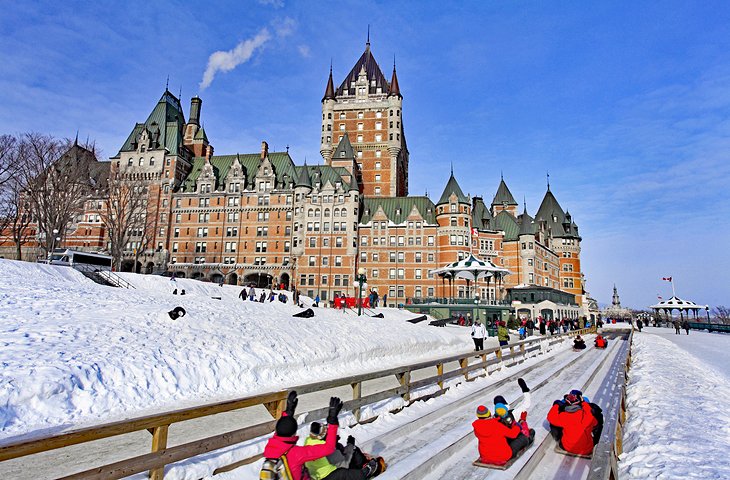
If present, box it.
[472,417,522,465]
[547,402,598,455]
[262,416,338,480]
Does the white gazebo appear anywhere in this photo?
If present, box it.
[430,254,511,302]
[649,296,709,323]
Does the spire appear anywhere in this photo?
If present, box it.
[366,24,370,49]
[547,171,550,191]
[322,64,336,102]
[437,171,469,205]
[388,59,402,98]
[492,178,518,206]
[296,160,312,189]
[165,76,169,91]
[74,130,79,147]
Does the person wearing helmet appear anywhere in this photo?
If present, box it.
[547,390,603,456]
[594,334,607,349]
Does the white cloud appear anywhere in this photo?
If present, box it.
[200,29,271,90]
[274,17,296,38]
[297,45,311,58]
[257,0,284,7]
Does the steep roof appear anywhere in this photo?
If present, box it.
[361,196,437,225]
[535,188,567,236]
[54,143,110,191]
[335,44,390,97]
[492,178,518,206]
[295,161,312,188]
[389,64,401,98]
[181,152,296,192]
[437,173,469,205]
[518,208,535,236]
[494,210,519,241]
[194,126,208,142]
[471,197,494,230]
[332,132,355,159]
[322,67,336,101]
[115,90,187,157]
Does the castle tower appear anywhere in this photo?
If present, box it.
[320,40,409,197]
[435,172,471,269]
[612,284,621,308]
[491,176,518,217]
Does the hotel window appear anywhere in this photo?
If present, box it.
[374,187,381,195]
[375,175,381,182]
[335,256,342,266]
[357,151,363,158]
[389,268,396,279]
[375,122,382,130]
[309,256,316,266]
[172,242,178,253]
[375,134,382,142]
[339,124,345,131]
[375,150,382,158]
[428,236,434,246]
[357,123,363,131]
[358,111,364,119]
[357,135,363,143]
[372,252,379,262]
[339,112,345,119]
[415,252,422,263]
[376,111,382,118]
[415,269,422,280]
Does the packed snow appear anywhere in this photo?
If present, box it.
[0,259,472,441]
[620,328,730,479]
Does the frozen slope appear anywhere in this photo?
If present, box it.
[0,259,469,440]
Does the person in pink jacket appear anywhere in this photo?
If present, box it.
[262,391,343,480]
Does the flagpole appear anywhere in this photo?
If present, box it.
[671,278,676,297]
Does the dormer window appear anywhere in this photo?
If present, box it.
[340,151,346,157]
[264,167,269,175]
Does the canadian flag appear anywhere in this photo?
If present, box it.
[662,277,672,282]
[471,227,478,237]
[657,295,663,301]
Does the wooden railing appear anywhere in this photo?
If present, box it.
[0,328,594,479]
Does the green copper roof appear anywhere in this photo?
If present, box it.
[518,208,535,236]
[194,126,208,142]
[437,173,469,205]
[535,188,567,236]
[361,196,437,225]
[494,210,519,241]
[116,90,187,157]
[332,132,354,159]
[472,197,494,230]
[181,152,296,192]
[492,179,518,206]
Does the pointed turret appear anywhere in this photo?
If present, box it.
[437,172,469,205]
[322,66,336,102]
[536,187,566,236]
[492,178,518,207]
[332,132,355,159]
[295,161,312,189]
[348,169,360,192]
[519,206,535,236]
[388,61,402,99]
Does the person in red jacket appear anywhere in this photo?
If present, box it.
[472,379,535,465]
[547,390,603,456]
[594,335,607,349]
[261,392,343,480]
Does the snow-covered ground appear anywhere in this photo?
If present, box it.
[0,259,473,441]
[620,328,730,479]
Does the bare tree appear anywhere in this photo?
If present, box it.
[0,134,18,192]
[98,167,154,271]
[0,135,35,259]
[712,306,730,324]
[19,133,92,256]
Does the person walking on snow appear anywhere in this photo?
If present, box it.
[239,288,248,301]
[497,321,510,346]
[636,319,643,332]
[471,321,487,351]
[673,319,681,334]
[682,319,690,335]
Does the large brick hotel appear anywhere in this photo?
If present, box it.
[1,40,589,318]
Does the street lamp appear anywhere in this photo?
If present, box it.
[48,228,60,261]
[356,267,367,316]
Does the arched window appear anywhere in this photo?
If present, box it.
[324,208,330,217]
[340,208,347,217]
[333,208,339,217]
[127,158,133,166]
[149,157,155,166]
[138,157,144,166]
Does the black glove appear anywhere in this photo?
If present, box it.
[518,378,530,393]
[553,400,565,407]
[285,391,298,417]
[347,435,356,446]
[327,396,343,425]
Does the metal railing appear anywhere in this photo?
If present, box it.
[0,327,594,479]
[408,297,512,306]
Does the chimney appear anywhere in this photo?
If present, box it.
[261,141,268,160]
[189,96,202,126]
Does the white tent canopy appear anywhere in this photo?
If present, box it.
[649,296,706,310]
[430,254,512,301]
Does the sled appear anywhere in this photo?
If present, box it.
[472,447,528,470]
[407,315,428,324]
[554,445,592,459]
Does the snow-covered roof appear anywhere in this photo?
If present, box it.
[649,296,707,310]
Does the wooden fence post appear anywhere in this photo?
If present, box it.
[263,398,286,419]
[352,382,362,423]
[397,371,411,402]
[436,363,444,390]
[480,353,488,374]
[459,358,469,381]
[495,349,503,370]
[148,425,169,480]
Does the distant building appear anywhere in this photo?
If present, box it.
[603,285,632,319]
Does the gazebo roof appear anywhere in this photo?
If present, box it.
[430,254,511,279]
[649,296,705,310]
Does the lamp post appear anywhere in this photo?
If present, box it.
[48,228,60,261]
[356,267,367,316]
[705,305,710,322]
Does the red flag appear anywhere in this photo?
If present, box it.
[657,295,663,300]
[662,277,672,282]
[471,227,478,237]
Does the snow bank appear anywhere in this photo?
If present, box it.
[619,331,730,479]
[0,259,470,440]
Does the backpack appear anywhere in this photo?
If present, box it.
[260,453,294,480]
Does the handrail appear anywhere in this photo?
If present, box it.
[0,327,595,479]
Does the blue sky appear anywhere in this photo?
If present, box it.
[1,1,728,308]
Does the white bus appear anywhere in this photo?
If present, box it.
[49,249,113,272]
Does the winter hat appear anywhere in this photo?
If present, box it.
[275,416,298,437]
[493,395,508,406]
[563,393,580,406]
[494,403,510,418]
[476,405,491,419]
[310,421,325,438]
